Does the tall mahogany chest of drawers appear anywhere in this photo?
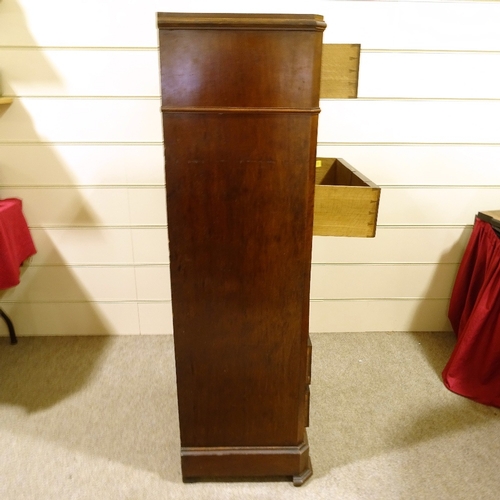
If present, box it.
[157,12,326,485]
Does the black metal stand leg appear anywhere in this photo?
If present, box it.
[0,308,17,345]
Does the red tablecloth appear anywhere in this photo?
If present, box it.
[442,218,500,407]
[0,198,37,290]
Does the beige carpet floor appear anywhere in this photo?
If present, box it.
[0,332,499,499]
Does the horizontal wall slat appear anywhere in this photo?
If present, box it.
[310,264,457,300]
[17,184,489,241]
[3,98,500,147]
[312,227,472,264]
[0,187,167,227]
[3,96,500,148]
[0,144,165,186]
[0,297,454,337]
[30,228,135,265]
[3,142,499,190]
[0,298,452,336]
[2,265,169,302]
[3,267,138,302]
[358,51,500,100]
[378,188,500,225]
[0,0,164,48]
[0,98,162,143]
[35,224,472,268]
[318,99,500,144]
[0,301,142,336]
[0,48,161,97]
[0,301,174,337]
[310,299,452,333]
[30,227,169,265]
[321,1,500,51]
[2,1,499,51]
[4,47,500,101]
[2,187,130,227]
[315,144,500,186]
[5,262,458,304]
[2,142,498,191]
[30,222,474,267]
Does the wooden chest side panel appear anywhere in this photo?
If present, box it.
[158,29,322,109]
[164,112,317,447]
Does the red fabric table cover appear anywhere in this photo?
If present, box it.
[442,218,500,407]
[0,198,37,290]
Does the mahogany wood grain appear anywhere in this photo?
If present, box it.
[158,12,325,485]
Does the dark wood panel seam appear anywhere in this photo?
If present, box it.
[161,106,321,114]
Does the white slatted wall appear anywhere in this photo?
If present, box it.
[0,0,498,336]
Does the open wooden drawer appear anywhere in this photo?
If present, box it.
[314,158,381,237]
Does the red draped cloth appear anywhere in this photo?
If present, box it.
[0,198,37,290]
[442,218,500,407]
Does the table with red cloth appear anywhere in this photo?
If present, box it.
[0,198,37,343]
[442,214,500,407]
